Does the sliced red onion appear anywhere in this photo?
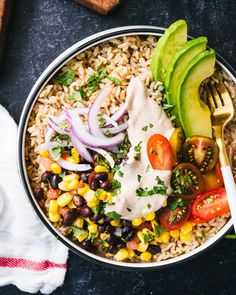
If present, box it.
[48,119,70,135]
[56,158,91,171]
[67,109,125,148]
[104,103,127,127]
[88,147,115,168]
[50,108,89,126]
[45,127,55,144]
[102,122,128,135]
[37,140,72,152]
[103,114,118,128]
[70,129,93,163]
[88,88,111,138]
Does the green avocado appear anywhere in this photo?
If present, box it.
[178,49,216,138]
[150,19,187,82]
[165,37,208,126]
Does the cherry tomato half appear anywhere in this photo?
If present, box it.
[147,134,173,170]
[159,197,191,230]
[188,214,208,224]
[203,163,224,192]
[170,163,204,198]
[184,136,219,173]
[191,187,229,221]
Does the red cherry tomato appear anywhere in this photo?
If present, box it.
[188,214,208,224]
[147,134,173,170]
[203,163,224,192]
[191,187,229,221]
[47,188,60,200]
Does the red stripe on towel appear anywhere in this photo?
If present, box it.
[0,258,67,271]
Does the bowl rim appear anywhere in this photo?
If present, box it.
[17,25,236,270]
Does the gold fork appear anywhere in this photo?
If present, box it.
[207,73,236,232]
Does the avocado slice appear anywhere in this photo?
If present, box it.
[178,49,216,138]
[150,19,187,82]
[165,37,208,126]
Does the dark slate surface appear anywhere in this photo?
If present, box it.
[0,0,236,294]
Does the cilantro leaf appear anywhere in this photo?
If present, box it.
[52,147,61,160]
[107,211,121,220]
[53,69,75,86]
[154,224,165,236]
[107,76,122,85]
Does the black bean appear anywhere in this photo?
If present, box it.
[125,229,137,242]
[73,195,85,208]
[147,245,161,255]
[116,158,123,165]
[34,188,44,201]
[134,250,141,256]
[91,214,105,222]
[63,208,79,225]
[94,172,108,182]
[106,224,115,234]
[108,245,118,254]
[90,180,99,190]
[122,226,130,238]
[105,216,112,222]
[121,219,131,227]
[79,206,93,218]
[80,240,96,252]
[98,225,106,233]
[41,171,53,183]
[50,174,61,189]
[117,242,126,249]
[99,180,111,190]
[107,235,117,245]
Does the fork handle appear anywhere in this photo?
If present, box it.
[221,166,236,233]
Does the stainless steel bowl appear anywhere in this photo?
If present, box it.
[17,26,236,270]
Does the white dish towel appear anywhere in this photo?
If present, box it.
[0,105,68,294]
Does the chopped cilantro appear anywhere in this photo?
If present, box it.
[151,150,158,156]
[134,141,142,152]
[142,125,148,132]
[105,129,111,136]
[127,208,132,212]
[225,235,236,239]
[111,165,120,174]
[99,116,107,127]
[53,69,75,86]
[136,176,167,197]
[169,199,185,211]
[137,175,142,182]
[111,180,121,195]
[118,171,124,177]
[149,123,153,128]
[146,164,151,172]
[143,231,154,243]
[52,147,61,160]
[147,203,152,209]
[74,90,85,104]
[87,70,107,96]
[169,215,177,224]
[59,171,66,178]
[107,76,122,85]
[95,188,104,198]
[96,155,109,168]
[134,153,141,161]
[71,226,87,236]
[154,224,165,236]
[97,62,104,71]
[59,121,70,131]
[107,211,121,220]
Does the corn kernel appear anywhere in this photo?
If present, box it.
[140,251,152,262]
[108,172,113,181]
[128,249,135,258]
[161,232,170,243]
[100,232,110,240]
[94,165,109,173]
[68,200,76,209]
[114,248,129,261]
[70,148,80,164]
[77,184,90,195]
[57,192,73,207]
[85,217,95,225]
[162,199,167,207]
[67,179,80,191]
[137,242,149,252]
[132,218,143,227]
[98,191,112,202]
[49,200,58,214]
[73,217,84,228]
[180,232,191,242]
[88,224,98,233]
[63,174,79,182]
[74,231,88,242]
[58,181,70,191]
[39,150,50,158]
[49,212,60,222]
[87,199,99,208]
[145,212,155,221]
[110,220,120,227]
[68,156,79,164]
[137,231,145,243]
[180,221,193,234]
[170,229,180,239]
[98,218,104,224]
[155,236,163,243]
[50,163,62,174]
